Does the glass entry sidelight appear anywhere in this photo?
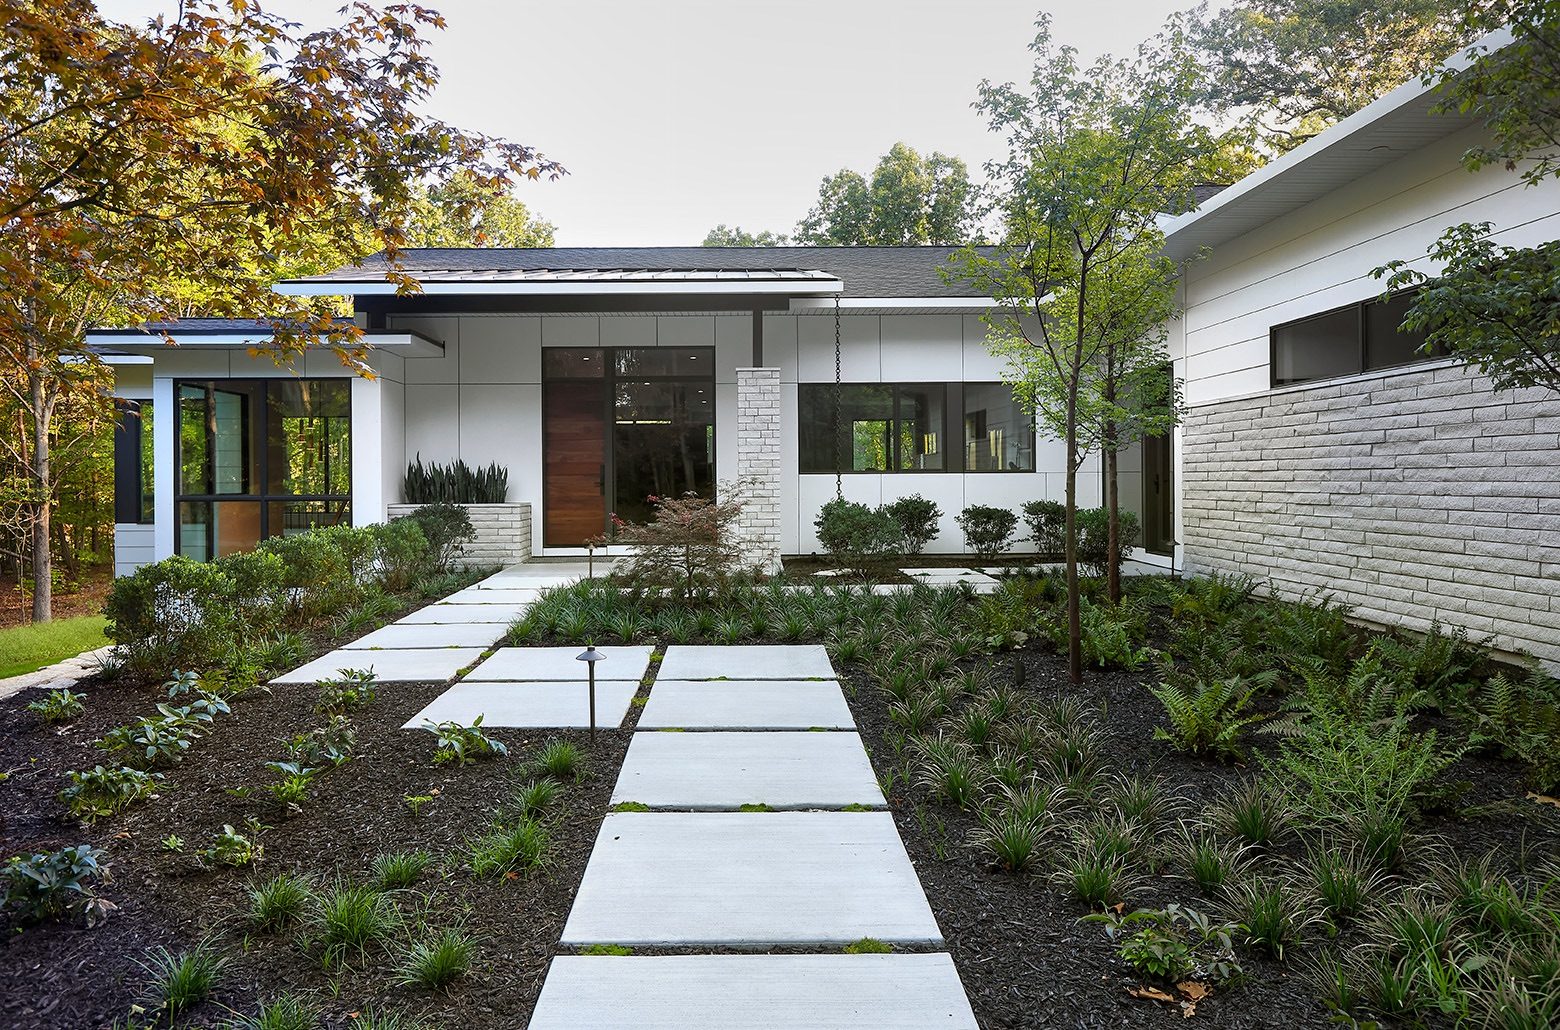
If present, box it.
[542,347,715,547]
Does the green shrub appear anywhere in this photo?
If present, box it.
[200,823,262,868]
[881,494,942,555]
[1020,499,1066,557]
[258,528,362,622]
[955,504,1017,560]
[221,548,289,636]
[59,765,163,821]
[1075,506,1139,578]
[2,844,108,923]
[402,502,476,573]
[403,454,508,504]
[104,555,237,676]
[815,498,902,575]
[370,518,430,592]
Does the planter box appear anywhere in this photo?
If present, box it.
[387,502,532,568]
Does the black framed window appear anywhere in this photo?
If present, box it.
[1271,289,1440,387]
[113,399,154,524]
[174,378,351,560]
[799,382,1034,473]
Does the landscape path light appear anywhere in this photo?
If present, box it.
[576,644,605,742]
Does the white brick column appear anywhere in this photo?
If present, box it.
[735,367,783,575]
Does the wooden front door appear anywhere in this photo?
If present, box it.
[543,379,607,547]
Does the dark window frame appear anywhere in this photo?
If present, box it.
[172,377,353,558]
[1269,287,1441,389]
[798,381,1036,475]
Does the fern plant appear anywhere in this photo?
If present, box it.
[1150,670,1276,761]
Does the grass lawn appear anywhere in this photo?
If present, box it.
[0,615,108,679]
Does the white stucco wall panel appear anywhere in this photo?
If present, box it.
[879,315,963,381]
[461,315,540,383]
[798,315,880,381]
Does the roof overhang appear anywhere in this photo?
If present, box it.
[275,268,845,298]
[85,329,445,358]
[787,296,998,314]
[1162,28,1512,261]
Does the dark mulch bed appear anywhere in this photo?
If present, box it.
[0,621,642,1028]
[842,645,1560,1030]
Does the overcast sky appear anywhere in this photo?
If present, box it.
[99,0,1207,246]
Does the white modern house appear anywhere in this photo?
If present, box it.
[96,43,1557,669]
[96,248,1134,573]
[1163,54,1560,669]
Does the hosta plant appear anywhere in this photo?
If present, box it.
[427,715,509,766]
[2,844,109,924]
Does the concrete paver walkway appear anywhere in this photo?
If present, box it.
[611,731,884,810]
[531,644,976,1028]
[530,954,978,1030]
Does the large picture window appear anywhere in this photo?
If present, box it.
[1271,290,1441,387]
[174,379,351,560]
[799,383,1033,474]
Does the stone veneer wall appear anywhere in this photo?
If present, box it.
[1181,362,1560,670]
[386,502,532,568]
[735,367,783,575]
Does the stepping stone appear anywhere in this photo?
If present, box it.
[440,588,544,605]
[529,954,978,1030]
[657,644,834,681]
[612,732,883,810]
[560,812,941,946]
[465,645,652,682]
[341,622,509,650]
[402,680,637,730]
[270,647,485,686]
[901,567,999,586]
[637,680,854,730]
[398,603,529,625]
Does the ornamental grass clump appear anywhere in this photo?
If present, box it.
[469,818,549,877]
[313,882,399,967]
[247,873,313,932]
[396,927,476,990]
[140,943,227,1017]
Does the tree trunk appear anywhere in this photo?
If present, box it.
[1104,421,1121,605]
[29,369,52,623]
[1063,424,1082,687]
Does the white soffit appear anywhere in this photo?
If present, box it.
[1162,28,1512,260]
[787,296,998,314]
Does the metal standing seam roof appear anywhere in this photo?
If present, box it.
[282,246,996,299]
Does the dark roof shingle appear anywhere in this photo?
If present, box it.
[297,246,992,298]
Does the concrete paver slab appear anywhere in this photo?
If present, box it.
[657,644,833,681]
[636,680,854,730]
[270,647,484,685]
[398,603,529,625]
[528,953,978,1030]
[401,680,637,729]
[465,645,652,682]
[440,588,545,605]
[560,812,941,946]
[612,732,883,810]
[341,622,509,650]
